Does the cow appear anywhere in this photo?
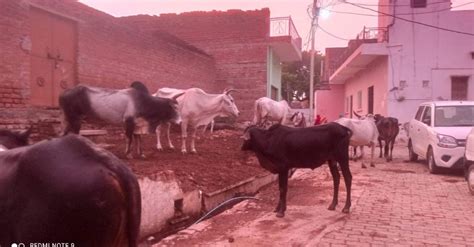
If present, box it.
[60,81,182,158]
[241,123,353,218]
[154,87,239,153]
[0,130,141,246]
[373,114,400,162]
[253,97,292,128]
[290,111,307,127]
[335,115,379,168]
[0,128,31,150]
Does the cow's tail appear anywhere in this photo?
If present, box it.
[59,85,91,135]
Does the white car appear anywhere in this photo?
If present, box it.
[464,127,474,195]
[407,101,474,174]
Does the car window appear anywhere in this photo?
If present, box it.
[414,106,425,121]
[421,106,432,125]
[435,106,474,127]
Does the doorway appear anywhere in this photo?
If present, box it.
[30,7,77,107]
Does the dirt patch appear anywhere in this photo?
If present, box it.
[105,129,268,192]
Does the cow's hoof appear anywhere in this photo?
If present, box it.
[191,150,197,154]
[328,204,336,210]
[169,145,175,149]
[276,212,285,218]
[342,208,350,213]
[139,154,146,159]
[126,154,133,159]
[156,146,163,151]
[361,163,367,169]
[181,150,187,154]
[370,163,375,167]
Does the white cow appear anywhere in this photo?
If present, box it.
[253,97,293,127]
[154,87,239,153]
[335,115,379,168]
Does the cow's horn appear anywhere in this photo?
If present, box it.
[224,89,237,95]
[353,111,362,119]
[171,92,185,100]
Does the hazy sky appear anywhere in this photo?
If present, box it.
[78,0,474,53]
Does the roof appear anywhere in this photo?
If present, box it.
[420,101,474,106]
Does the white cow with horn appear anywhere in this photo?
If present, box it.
[154,87,240,153]
[253,97,293,127]
[335,112,379,168]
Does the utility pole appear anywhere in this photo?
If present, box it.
[309,0,319,123]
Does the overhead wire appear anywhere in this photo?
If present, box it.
[340,1,474,36]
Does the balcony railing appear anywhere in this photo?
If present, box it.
[329,26,388,76]
[270,16,302,50]
[357,26,388,42]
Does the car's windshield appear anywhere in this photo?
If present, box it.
[434,106,474,127]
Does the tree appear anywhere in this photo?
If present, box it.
[281,51,324,102]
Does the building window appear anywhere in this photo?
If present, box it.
[422,80,430,88]
[357,90,362,109]
[451,76,469,100]
[411,0,427,8]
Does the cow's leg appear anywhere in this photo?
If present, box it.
[378,138,383,158]
[166,122,175,149]
[360,146,367,168]
[275,170,289,218]
[339,159,352,213]
[389,139,395,162]
[156,125,163,150]
[328,160,340,211]
[135,134,145,158]
[190,125,198,153]
[384,140,390,161]
[181,120,188,154]
[370,143,376,167]
[124,117,134,159]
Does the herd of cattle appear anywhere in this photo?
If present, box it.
[0,81,400,246]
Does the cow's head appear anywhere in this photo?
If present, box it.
[241,124,258,151]
[147,93,183,133]
[0,128,32,150]
[220,89,240,118]
[353,111,376,121]
[290,112,306,127]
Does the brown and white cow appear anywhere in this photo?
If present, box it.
[154,87,240,153]
[335,114,379,168]
[253,97,293,127]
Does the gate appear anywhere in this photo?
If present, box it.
[30,7,77,107]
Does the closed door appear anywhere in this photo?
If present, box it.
[30,7,77,107]
[368,86,374,114]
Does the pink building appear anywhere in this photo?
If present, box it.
[315,0,474,123]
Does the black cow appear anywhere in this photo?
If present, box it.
[0,128,31,150]
[59,81,183,158]
[241,123,353,217]
[374,114,400,162]
[0,131,141,246]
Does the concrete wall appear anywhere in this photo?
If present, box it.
[384,0,474,123]
[267,47,282,100]
[344,56,389,117]
[314,84,345,122]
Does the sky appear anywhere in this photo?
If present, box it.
[78,0,474,53]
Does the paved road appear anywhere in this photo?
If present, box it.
[155,145,474,246]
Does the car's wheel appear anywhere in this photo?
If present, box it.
[427,147,440,174]
[408,140,418,162]
[467,165,474,195]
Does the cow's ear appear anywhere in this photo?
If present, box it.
[19,128,32,141]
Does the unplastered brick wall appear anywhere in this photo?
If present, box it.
[0,0,217,137]
[120,9,271,120]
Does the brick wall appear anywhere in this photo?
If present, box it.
[0,0,217,138]
[120,9,271,120]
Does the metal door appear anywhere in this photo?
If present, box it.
[30,7,76,107]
